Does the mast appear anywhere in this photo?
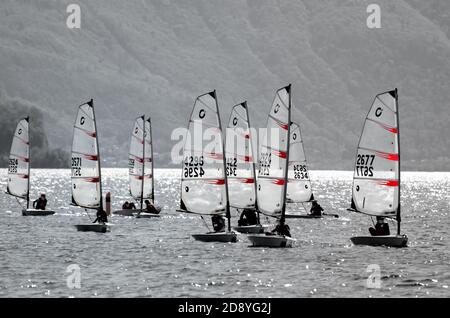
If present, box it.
[90,99,103,212]
[395,88,401,235]
[280,84,292,225]
[215,90,232,232]
[149,117,155,204]
[140,115,146,212]
[26,116,30,209]
[243,102,260,224]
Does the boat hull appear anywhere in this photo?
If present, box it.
[75,224,110,233]
[233,224,269,234]
[22,209,55,216]
[351,235,408,248]
[135,212,161,218]
[247,234,295,248]
[112,209,135,216]
[285,214,322,219]
[192,232,237,243]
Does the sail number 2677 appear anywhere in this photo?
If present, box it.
[356,154,375,177]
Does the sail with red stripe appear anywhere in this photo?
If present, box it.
[351,90,400,217]
[225,102,257,209]
[129,116,146,201]
[6,117,30,200]
[257,85,291,216]
[286,122,313,204]
[179,91,228,215]
[71,100,102,209]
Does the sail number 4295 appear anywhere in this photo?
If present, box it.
[184,156,205,178]
[356,154,375,177]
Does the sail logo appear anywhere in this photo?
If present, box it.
[66,4,81,29]
[367,4,381,29]
[375,107,383,117]
[66,264,81,289]
[366,264,381,289]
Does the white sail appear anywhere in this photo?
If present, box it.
[286,122,313,203]
[129,116,146,201]
[351,90,399,217]
[7,118,30,200]
[179,91,227,215]
[71,100,102,209]
[257,85,291,216]
[143,118,154,201]
[225,102,256,209]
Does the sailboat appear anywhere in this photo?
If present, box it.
[176,91,237,243]
[247,85,295,248]
[348,89,408,247]
[284,122,339,219]
[226,102,269,234]
[6,117,55,216]
[113,116,160,218]
[71,99,109,233]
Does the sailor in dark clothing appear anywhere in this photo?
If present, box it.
[369,217,390,236]
[33,194,47,210]
[310,200,324,217]
[122,201,130,209]
[211,214,226,232]
[129,202,136,209]
[93,208,108,224]
[271,221,291,237]
[144,200,160,214]
[238,208,258,226]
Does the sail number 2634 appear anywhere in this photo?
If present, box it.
[184,156,205,178]
[356,154,375,177]
[72,157,82,176]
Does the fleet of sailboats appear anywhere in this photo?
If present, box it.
[2,87,410,248]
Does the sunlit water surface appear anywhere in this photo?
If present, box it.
[0,169,448,298]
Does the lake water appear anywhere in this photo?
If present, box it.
[0,169,448,298]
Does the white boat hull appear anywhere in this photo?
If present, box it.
[351,235,408,248]
[75,224,110,233]
[22,209,55,216]
[247,234,295,248]
[135,212,161,218]
[192,232,237,243]
[233,224,269,234]
[112,209,135,216]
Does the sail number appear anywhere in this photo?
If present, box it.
[356,154,375,177]
[259,153,271,176]
[72,157,82,176]
[8,158,18,174]
[129,158,135,174]
[184,156,205,178]
[226,158,237,177]
[293,164,308,179]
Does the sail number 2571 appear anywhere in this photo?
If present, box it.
[356,154,375,177]
[72,157,82,176]
[184,156,205,178]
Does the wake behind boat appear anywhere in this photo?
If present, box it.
[176,91,236,243]
[6,117,55,216]
[71,99,110,233]
[348,89,408,248]
[247,85,294,248]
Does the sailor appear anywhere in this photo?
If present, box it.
[33,194,47,210]
[369,217,390,236]
[310,200,324,217]
[144,199,160,214]
[93,208,108,224]
[122,201,130,209]
[211,214,226,232]
[238,208,258,226]
[271,221,291,237]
